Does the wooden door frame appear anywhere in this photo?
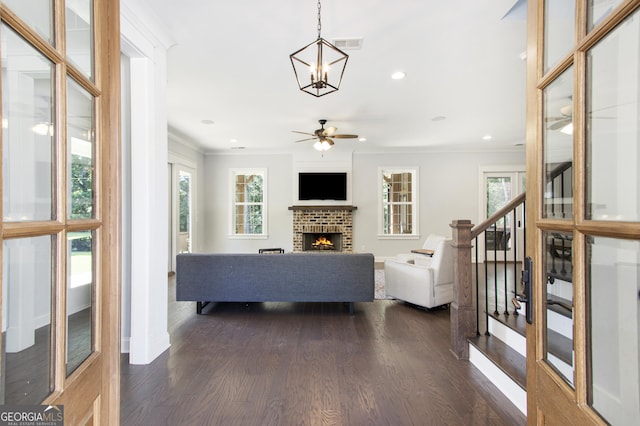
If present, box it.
[0,0,121,423]
[526,0,639,424]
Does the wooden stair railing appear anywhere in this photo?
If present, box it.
[450,193,526,359]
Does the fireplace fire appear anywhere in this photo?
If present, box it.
[302,232,342,252]
[311,236,335,250]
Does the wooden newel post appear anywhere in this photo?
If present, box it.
[449,219,475,359]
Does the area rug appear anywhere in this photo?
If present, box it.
[375,269,394,300]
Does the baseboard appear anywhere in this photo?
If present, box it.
[121,336,131,353]
[128,331,170,364]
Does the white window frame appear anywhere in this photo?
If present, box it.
[229,168,267,239]
[377,167,419,239]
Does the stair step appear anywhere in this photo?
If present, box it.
[547,328,573,366]
[468,335,526,390]
[489,311,526,337]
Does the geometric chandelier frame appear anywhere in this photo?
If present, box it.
[290,1,348,97]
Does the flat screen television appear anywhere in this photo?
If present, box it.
[298,172,347,201]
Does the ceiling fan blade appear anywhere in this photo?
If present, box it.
[292,130,315,136]
[548,118,571,130]
[332,134,358,139]
[294,137,316,143]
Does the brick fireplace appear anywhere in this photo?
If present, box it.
[289,205,356,253]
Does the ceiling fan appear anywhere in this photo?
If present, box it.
[293,119,358,151]
[546,103,616,133]
[546,104,574,130]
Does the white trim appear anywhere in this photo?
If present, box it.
[377,234,421,240]
[229,168,268,237]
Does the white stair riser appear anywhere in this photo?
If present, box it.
[488,316,527,357]
[469,344,527,415]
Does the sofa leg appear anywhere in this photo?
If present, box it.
[197,301,210,315]
[349,302,354,315]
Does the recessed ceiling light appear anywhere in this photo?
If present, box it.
[482,135,493,140]
[358,137,367,142]
[201,119,214,125]
[230,139,238,143]
[391,71,406,80]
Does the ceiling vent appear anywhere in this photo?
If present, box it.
[333,38,363,50]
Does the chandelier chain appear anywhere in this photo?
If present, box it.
[317,0,322,39]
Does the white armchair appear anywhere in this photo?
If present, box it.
[384,234,454,309]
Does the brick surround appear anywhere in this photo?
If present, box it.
[289,206,356,253]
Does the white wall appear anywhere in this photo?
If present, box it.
[204,153,294,253]
[202,149,525,259]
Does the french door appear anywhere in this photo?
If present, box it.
[0,1,120,423]
[483,170,525,262]
[527,0,640,424]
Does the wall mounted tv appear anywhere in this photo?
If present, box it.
[298,172,348,201]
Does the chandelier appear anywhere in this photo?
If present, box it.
[290,0,349,97]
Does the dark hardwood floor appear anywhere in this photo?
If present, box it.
[121,277,525,425]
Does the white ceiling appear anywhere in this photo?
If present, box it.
[131,0,528,154]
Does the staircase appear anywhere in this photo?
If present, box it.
[449,162,574,418]
[453,191,529,415]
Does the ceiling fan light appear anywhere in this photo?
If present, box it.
[313,140,323,151]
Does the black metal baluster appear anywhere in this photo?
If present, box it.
[475,237,480,336]
[551,179,556,217]
[561,235,567,276]
[560,171,566,219]
[503,218,509,315]
[512,208,519,315]
[494,226,499,316]
[484,232,490,336]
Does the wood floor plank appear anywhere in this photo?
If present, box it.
[120,279,526,425]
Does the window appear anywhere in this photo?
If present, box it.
[378,167,418,238]
[230,169,266,237]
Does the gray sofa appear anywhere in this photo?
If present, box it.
[176,252,375,314]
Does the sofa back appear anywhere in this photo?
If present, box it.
[176,252,375,302]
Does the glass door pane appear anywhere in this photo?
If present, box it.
[2,0,54,45]
[1,24,55,222]
[543,66,574,220]
[587,236,640,424]
[66,231,94,375]
[67,77,95,219]
[544,0,576,73]
[1,236,54,404]
[65,0,94,79]
[585,9,640,222]
[588,0,624,31]
[543,230,574,387]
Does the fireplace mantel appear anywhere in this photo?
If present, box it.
[288,205,357,211]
